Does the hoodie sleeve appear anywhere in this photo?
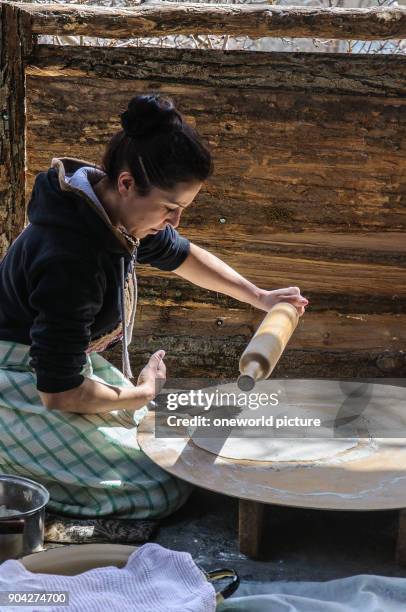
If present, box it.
[137,225,190,271]
[28,256,106,393]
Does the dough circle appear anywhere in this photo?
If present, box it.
[191,433,359,462]
[189,380,363,463]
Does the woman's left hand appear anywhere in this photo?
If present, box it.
[255,286,309,316]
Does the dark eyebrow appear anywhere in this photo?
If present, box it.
[167,200,188,209]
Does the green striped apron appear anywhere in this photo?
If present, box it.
[0,341,191,518]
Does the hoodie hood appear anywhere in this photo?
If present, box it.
[27,157,137,256]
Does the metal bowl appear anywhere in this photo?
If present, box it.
[0,474,49,561]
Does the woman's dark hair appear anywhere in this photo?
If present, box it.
[102,94,213,195]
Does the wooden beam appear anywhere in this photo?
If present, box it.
[134,276,406,315]
[132,307,406,353]
[181,233,406,266]
[396,509,406,566]
[14,3,406,41]
[134,251,405,298]
[28,45,406,98]
[239,499,266,559]
[106,337,406,379]
[0,4,31,257]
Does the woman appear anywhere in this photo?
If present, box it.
[0,94,308,518]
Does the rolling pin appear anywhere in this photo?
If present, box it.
[238,302,299,391]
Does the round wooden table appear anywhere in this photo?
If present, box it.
[138,380,406,560]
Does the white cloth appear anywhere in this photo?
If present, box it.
[0,544,216,612]
[218,574,406,611]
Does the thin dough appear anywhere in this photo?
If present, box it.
[189,380,362,462]
[191,432,359,462]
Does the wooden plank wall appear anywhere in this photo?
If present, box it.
[26,46,406,379]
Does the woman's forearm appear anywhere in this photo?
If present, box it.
[39,377,153,414]
[175,243,264,309]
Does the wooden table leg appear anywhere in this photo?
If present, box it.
[238,499,266,558]
[396,508,406,566]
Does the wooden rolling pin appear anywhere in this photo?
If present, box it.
[238,302,299,391]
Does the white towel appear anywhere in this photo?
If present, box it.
[0,543,216,612]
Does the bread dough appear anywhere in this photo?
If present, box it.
[191,433,359,462]
[188,380,364,463]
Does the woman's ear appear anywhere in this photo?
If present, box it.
[117,171,135,197]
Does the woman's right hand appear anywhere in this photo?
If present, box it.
[137,350,167,401]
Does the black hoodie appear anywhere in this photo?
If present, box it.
[0,158,190,393]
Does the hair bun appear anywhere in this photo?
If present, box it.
[120,94,182,139]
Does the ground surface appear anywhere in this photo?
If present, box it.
[155,487,406,583]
